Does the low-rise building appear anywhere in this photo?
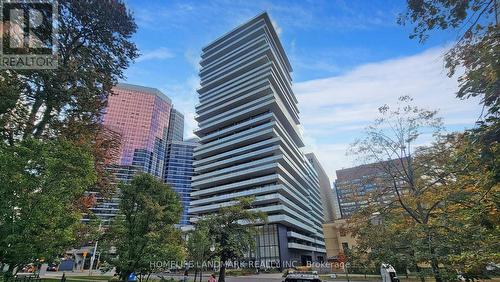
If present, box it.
[323,219,356,260]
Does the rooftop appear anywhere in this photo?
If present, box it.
[115,82,172,104]
[201,11,292,72]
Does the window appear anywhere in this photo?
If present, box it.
[342,242,349,252]
[254,224,280,263]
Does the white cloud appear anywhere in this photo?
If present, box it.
[160,76,200,139]
[167,46,481,183]
[271,19,283,35]
[136,47,175,62]
[184,49,201,72]
[295,46,482,182]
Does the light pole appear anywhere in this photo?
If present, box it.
[345,262,351,282]
[89,223,102,276]
[210,244,216,273]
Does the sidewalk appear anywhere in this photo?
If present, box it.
[40,270,114,282]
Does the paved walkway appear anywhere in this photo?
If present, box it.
[227,273,283,281]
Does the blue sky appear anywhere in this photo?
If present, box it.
[122,0,482,181]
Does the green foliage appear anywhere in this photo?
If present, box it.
[0,0,139,278]
[196,197,267,282]
[399,0,499,144]
[398,2,499,278]
[0,0,138,141]
[439,133,499,280]
[350,98,499,281]
[108,174,184,281]
[0,138,96,276]
[187,223,211,281]
[0,0,138,198]
[399,0,473,42]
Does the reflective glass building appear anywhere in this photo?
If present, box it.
[102,83,172,179]
[167,108,184,142]
[84,83,173,225]
[164,138,199,226]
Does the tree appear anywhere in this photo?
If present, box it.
[398,0,499,143]
[434,133,499,280]
[0,0,138,194]
[0,1,137,273]
[0,138,96,278]
[351,207,434,282]
[196,198,267,282]
[350,96,499,281]
[398,3,499,277]
[187,223,212,282]
[109,174,184,282]
[351,133,499,281]
[350,96,450,281]
[1,0,138,141]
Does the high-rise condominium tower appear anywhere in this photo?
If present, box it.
[190,12,326,265]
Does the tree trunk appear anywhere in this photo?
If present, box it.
[218,262,226,282]
[3,264,16,281]
[121,271,131,282]
[426,231,442,282]
[415,265,425,282]
[23,97,43,139]
[430,257,442,282]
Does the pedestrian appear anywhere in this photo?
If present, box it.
[208,273,216,282]
[183,269,188,282]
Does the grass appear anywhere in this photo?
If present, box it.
[41,276,113,282]
[320,274,500,282]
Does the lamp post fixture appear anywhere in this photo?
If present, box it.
[210,244,216,272]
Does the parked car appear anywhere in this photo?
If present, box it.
[46,263,58,271]
[21,264,36,273]
[283,271,322,282]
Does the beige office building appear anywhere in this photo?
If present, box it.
[323,219,357,260]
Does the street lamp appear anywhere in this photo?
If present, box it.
[345,262,351,282]
[89,223,102,276]
[209,244,216,272]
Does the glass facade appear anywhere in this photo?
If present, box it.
[85,83,174,225]
[166,108,184,142]
[102,83,172,178]
[254,224,280,267]
[164,139,198,225]
[335,159,405,217]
